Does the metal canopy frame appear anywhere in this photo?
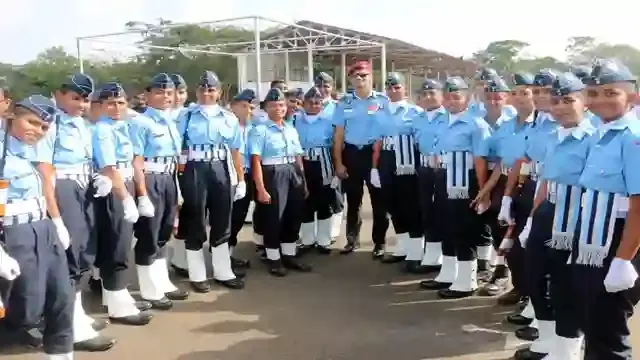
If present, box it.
[75,15,388,99]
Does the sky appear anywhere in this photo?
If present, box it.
[2,0,640,64]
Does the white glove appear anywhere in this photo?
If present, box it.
[497,196,514,225]
[234,181,247,201]
[518,217,533,248]
[92,174,113,198]
[123,196,140,223]
[329,176,341,189]
[137,195,155,217]
[0,246,20,280]
[370,169,381,188]
[604,257,639,293]
[499,237,514,250]
[51,217,71,250]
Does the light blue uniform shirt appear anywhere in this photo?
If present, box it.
[177,105,243,150]
[129,107,181,158]
[469,101,517,119]
[496,113,536,168]
[331,91,391,146]
[248,120,303,159]
[435,110,492,157]
[411,106,447,155]
[2,133,42,201]
[92,116,134,169]
[542,120,596,185]
[32,113,93,168]
[373,101,422,137]
[239,122,253,171]
[484,110,513,164]
[321,99,337,120]
[294,112,334,149]
[170,107,189,123]
[585,110,600,127]
[526,111,559,163]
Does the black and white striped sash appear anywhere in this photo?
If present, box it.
[419,153,444,168]
[575,189,628,267]
[303,147,334,185]
[381,134,416,175]
[546,181,582,251]
[443,151,474,199]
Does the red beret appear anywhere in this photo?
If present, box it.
[348,61,372,75]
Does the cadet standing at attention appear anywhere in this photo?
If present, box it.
[567,59,640,360]
[129,73,190,310]
[249,88,311,276]
[296,87,338,255]
[411,79,447,275]
[331,61,390,257]
[177,71,246,292]
[0,95,73,360]
[93,82,153,326]
[33,74,115,352]
[372,72,424,270]
[419,77,492,299]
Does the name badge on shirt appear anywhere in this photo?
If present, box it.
[367,104,380,115]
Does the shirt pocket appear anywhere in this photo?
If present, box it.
[10,171,37,199]
[58,135,77,151]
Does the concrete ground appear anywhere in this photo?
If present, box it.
[2,200,639,360]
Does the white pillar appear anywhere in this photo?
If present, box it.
[341,53,347,93]
[391,61,395,72]
[408,67,413,95]
[76,38,84,73]
[236,54,248,91]
[284,50,290,84]
[307,44,314,88]
[253,17,262,100]
[380,44,387,92]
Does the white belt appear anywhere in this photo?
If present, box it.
[115,162,134,180]
[419,154,444,168]
[262,156,296,165]
[501,164,532,176]
[4,197,47,226]
[188,146,227,161]
[144,156,177,174]
[55,164,93,179]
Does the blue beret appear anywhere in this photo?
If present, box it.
[585,59,636,86]
[486,77,510,92]
[149,73,175,90]
[198,71,220,88]
[286,88,304,100]
[97,82,126,101]
[416,79,443,92]
[512,72,535,86]
[314,72,333,85]
[385,72,405,87]
[61,73,94,98]
[304,87,323,100]
[570,66,592,84]
[476,68,498,81]
[533,69,561,87]
[170,74,187,89]
[443,76,469,92]
[16,95,57,123]
[264,88,286,103]
[233,89,256,103]
[551,72,586,96]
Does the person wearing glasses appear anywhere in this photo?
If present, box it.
[331,61,390,258]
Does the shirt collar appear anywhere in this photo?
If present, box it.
[5,132,28,157]
[599,110,636,135]
[353,91,375,100]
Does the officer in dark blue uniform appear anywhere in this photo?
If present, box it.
[331,61,390,257]
[0,95,74,360]
[248,88,311,276]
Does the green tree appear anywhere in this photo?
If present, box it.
[472,40,530,72]
[565,36,598,65]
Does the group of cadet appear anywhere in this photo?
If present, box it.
[0,55,640,360]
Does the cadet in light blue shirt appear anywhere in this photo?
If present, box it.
[0,95,77,359]
[471,68,517,119]
[371,72,424,268]
[295,87,340,254]
[331,60,390,257]
[422,76,492,300]
[512,72,596,360]
[92,82,153,327]
[411,78,447,275]
[129,73,189,307]
[285,88,303,125]
[571,65,602,127]
[175,71,245,292]
[32,74,116,350]
[248,88,310,277]
[170,74,189,122]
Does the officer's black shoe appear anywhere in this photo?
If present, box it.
[380,254,405,264]
[190,281,211,293]
[268,260,288,277]
[513,347,547,360]
[144,296,173,311]
[256,246,267,261]
[19,327,43,348]
[109,311,153,326]
[74,335,116,352]
[420,280,451,290]
[282,255,312,272]
[478,273,510,297]
[506,313,534,326]
[515,326,539,341]
[91,318,109,331]
[405,262,441,274]
[233,266,247,279]
[214,277,245,290]
[340,239,360,254]
[231,256,250,269]
[316,245,332,255]
[438,288,476,299]
[165,289,190,301]
[170,264,190,279]
[371,245,385,259]
[89,277,102,294]
[497,288,522,306]
[135,300,153,312]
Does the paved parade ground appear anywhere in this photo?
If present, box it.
[2,199,640,360]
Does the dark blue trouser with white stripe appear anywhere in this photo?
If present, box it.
[506,177,536,294]
[302,159,339,222]
[230,172,255,247]
[417,166,439,243]
[379,150,422,237]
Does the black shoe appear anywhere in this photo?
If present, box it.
[74,335,116,352]
[420,280,451,290]
[143,296,173,311]
[405,262,441,274]
[109,311,153,326]
[340,240,360,254]
[89,277,102,294]
[478,274,510,297]
[268,259,288,277]
[91,318,109,331]
[371,245,385,259]
[233,266,247,279]
[497,288,522,306]
[19,327,43,349]
[513,347,547,360]
[438,288,476,299]
[282,255,312,272]
[135,301,152,312]
[506,314,534,326]
[214,278,245,289]
[515,326,539,341]
[190,281,211,293]
[315,245,332,254]
[165,289,190,301]
[256,246,267,261]
[380,254,405,264]
[170,264,190,278]
[231,256,250,269]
